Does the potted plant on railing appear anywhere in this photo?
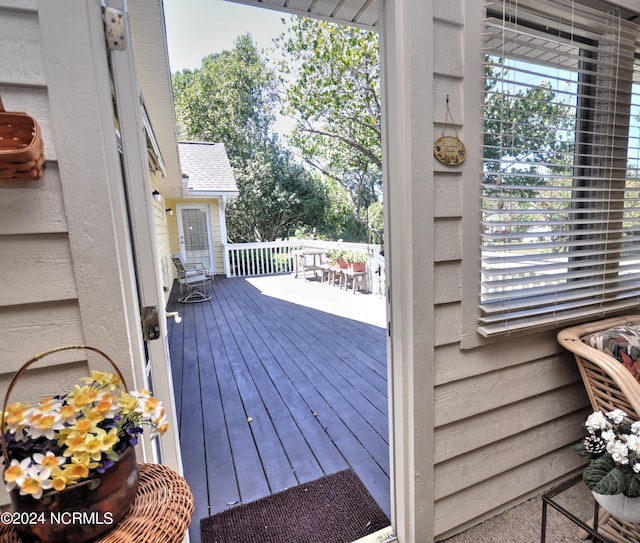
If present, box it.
[1,345,168,543]
[344,251,368,273]
[573,409,640,522]
[327,249,347,269]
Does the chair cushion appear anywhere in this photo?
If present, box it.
[582,321,640,382]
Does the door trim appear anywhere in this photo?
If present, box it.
[177,203,216,274]
[106,0,183,475]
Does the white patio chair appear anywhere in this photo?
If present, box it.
[171,254,211,303]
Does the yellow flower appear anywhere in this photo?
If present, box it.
[83,429,113,460]
[74,418,96,435]
[102,427,119,451]
[81,371,122,390]
[37,397,62,413]
[68,453,99,472]
[68,385,98,409]
[51,469,69,491]
[59,404,77,424]
[18,467,52,499]
[117,393,138,414]
[62,460,89,481]
[60,432,88,456]
[27,412,63,440]
[4,458,31,490]
[94,392,118,417]
[3,402,29,433]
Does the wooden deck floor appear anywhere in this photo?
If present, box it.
[166,275,390,541]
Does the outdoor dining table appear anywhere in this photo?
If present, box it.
[293,248,326,280]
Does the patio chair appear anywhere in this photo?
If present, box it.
[558,315,640,542]
[171,254,211,303]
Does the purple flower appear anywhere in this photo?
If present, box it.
[96,459,114,474]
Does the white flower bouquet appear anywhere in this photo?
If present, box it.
[573,409,640,497]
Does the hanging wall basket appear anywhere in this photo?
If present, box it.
[0,98,45,181]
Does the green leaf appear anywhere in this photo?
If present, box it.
[572,441,591,458]
[584,460,626,494]
[624,471,640,498]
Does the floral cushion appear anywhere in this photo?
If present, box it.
[582,321,640,382]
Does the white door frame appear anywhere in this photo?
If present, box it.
[177,203,216,273]
[380,1,435,541]
[104,0,184,475]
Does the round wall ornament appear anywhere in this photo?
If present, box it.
[434,95,466,166]
[434,135,466,166]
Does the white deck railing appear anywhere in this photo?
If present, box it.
[223,240,384,295]
[224,240,303,278]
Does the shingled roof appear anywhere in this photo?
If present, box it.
[178,141,239,196]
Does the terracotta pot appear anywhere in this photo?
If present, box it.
[337,259,348,269]
[10,446,139,543]
[349,262,366,273]
[592,491,640,523]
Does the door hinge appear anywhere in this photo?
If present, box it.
[141,305,160,341]
[103,7,127,51]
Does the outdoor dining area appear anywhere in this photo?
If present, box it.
[293,247,371,294]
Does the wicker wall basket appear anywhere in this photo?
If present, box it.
[0,98,45,181]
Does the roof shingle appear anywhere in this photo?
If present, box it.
[178,141,238,195]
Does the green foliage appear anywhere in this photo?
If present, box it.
[172,35,328,242]
[172,34,277,166]
[574,411,640,498]
[343,250,368,264]
[583,459,626,495]
[225,143,328,241]
[483,58,575,235]
[276,19,383,244]
[326,248,345,262]
[367,202,384,245]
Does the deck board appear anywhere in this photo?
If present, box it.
[167,275,389,542]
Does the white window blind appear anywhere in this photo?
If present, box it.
[480,0,640,336]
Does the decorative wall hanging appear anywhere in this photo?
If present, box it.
[434,95,466,166]
[0,97,45,181]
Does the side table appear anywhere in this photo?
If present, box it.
[0,463,194,543]
[541,475,605,543]
[541,475,640,543]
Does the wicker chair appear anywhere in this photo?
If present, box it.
[558,315,640,542]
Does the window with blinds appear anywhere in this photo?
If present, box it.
[479,0,640,337]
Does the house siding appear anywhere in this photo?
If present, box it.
[151,174,173,297]
[165,198,225,278]
[0,4,87,382]
[430,1,589,538]
[0,0,153,501]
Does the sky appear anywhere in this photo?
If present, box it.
[163,0,292,73]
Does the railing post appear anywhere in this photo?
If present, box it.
[370,244,381,295]
[223,243,231,278]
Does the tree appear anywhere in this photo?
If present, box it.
[483,60,576,235]
[225,143,328,242]
[172,35,328,241]
[172,34,277,166]
[276,19,383,243]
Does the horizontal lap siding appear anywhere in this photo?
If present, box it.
[430,3,588,539]
[0,4,85,505]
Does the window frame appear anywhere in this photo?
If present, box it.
[462,0,640,344]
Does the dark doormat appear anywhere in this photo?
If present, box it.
[200,469,390,543]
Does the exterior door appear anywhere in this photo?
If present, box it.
[105,0,183,475]
[177,204,215,273]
